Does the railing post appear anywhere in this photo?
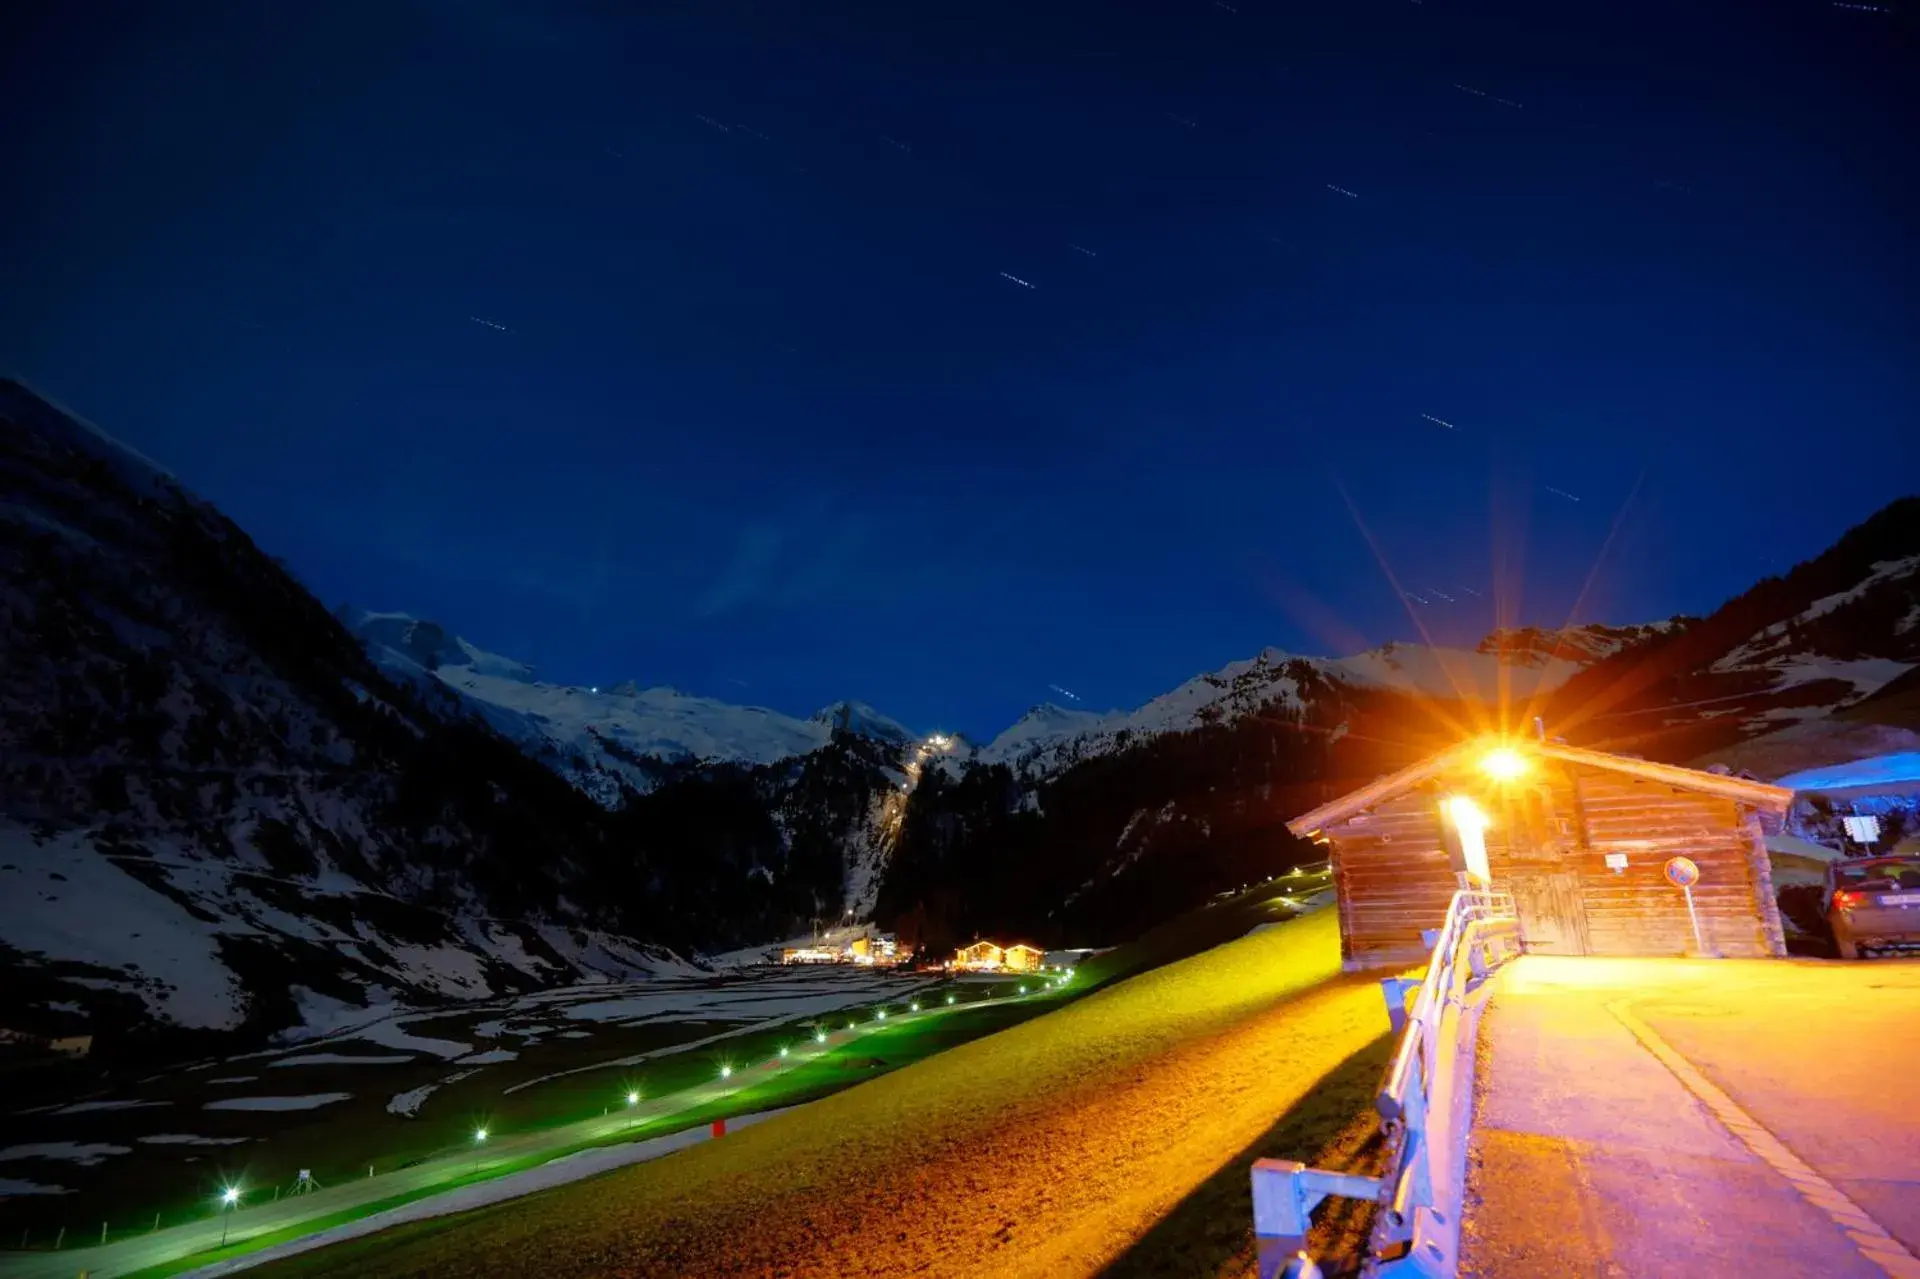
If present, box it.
[1379,977,1419,1035]
[1251,1159,1312,1278]
[1254,887,1518,1278]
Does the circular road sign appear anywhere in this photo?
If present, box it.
[1664,856,1700,889]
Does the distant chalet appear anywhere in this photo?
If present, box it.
[951,941,1044,973]
[1289,736,1793,969]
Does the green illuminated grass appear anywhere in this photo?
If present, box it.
[115,994,1051,1278]
[260,908,1363,1278]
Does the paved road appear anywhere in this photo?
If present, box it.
[1461,955,1920,1279]
[0,987,975,1279]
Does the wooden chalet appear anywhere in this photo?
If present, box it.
[1288,736,1794,970]
[953,940,1006,971]
[1002,943,1045,972]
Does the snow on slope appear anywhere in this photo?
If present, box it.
[982,638,1606,777]
[1714,556,1920,679]
[1327,640,1584,701]
[0,825,691,1033]
[354,614,914,804]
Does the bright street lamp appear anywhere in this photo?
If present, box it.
[1480,746,1529,782]
[218,1186,241,1245]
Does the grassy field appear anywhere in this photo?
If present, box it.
[1,965,1043,1249]
[262,903,1388,1279]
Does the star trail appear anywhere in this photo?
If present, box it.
[1,0,1911,739]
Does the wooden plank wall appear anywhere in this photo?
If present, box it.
[1322,761,1782,965]
[1530,764,1774,958]
[1326,789,1457,970]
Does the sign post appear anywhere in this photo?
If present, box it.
[1664,856,1707,956]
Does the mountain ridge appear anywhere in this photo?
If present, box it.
[6,377,1916,1052]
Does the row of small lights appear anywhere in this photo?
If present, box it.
[212,968,1084,1218]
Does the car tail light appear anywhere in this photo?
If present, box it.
[1834,890,1862,910]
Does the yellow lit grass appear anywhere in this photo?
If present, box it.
[264,908,1389,1279]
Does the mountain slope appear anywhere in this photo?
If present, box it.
[354,612,915,807]
[877,501,1918,949]
[1540,498,1920,762]
[0,382,698,1051]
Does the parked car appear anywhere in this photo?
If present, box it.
[1824,856,1920,959]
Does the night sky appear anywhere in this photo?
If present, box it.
[3,0,1915,739]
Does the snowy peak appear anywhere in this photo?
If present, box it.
[350,615,919,803]
[355,612,536,683]
[978,636,1615,777]
[810,700,916,747]
[1477,622,1676,668]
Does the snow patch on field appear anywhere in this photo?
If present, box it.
[0,1142,132,1166]
[54,1100,169,1116]
[384,1085,436,1119]
[271,1053,415,1068]
[453,1048,518,1065]
[203,1094,352,1113]
[385,1069,480,1119]
[0,1178,73,1196]
[330,1016,472,1061]
[137,1134,252,1146]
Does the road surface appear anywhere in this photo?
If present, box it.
[1461,955,1920,1279]
[0,989,967,1279]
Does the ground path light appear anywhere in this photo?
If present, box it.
[218,1186,241,1246]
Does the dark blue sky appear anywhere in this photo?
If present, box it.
[4,0,1915,739]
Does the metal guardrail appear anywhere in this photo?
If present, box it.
[1251,888,1521,1279]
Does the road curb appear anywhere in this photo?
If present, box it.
[1606,997,1920,1279]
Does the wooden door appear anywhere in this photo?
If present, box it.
[1510,870,1591,955]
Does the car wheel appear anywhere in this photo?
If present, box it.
[1836,937,1859,960]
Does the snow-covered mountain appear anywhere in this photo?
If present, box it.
[1537,508,1920,762]
[0,382,704,1047]
[974,631,1628,778]
[354,613,915,807]
[7,374,1914,1050]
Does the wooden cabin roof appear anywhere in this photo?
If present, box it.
[1286,736,1795,836]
